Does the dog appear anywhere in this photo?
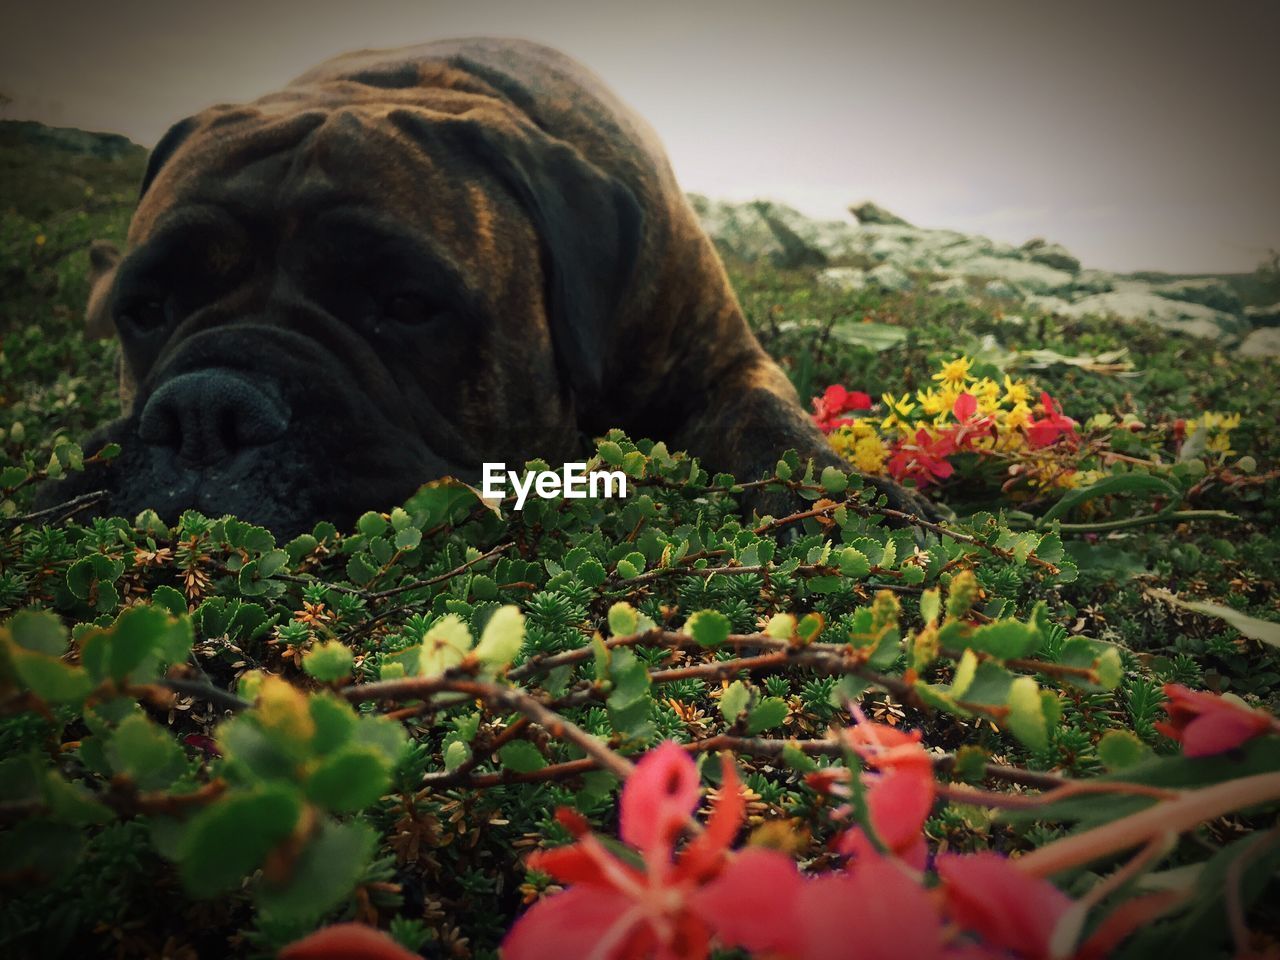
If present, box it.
[48,38,932,537]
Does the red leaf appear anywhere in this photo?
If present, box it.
[953,392,978,422]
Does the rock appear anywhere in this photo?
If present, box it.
[1244,302,1280,327]
[1021,238,1081,274]
[817,267,867,292]
[1237,327,1280,357]
[1025,295,1073,315]
[0,119,142,160]
[850,201,912,227]
[1059,289,1245,340]
[867,263,912,292]
[690,196,833,268]
[943,256,1075,295]
[929,277,971,298]
[1150,278,1243,315]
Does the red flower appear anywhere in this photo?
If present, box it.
[1153,684,1275,757]
[502,742,802,960]
[837,722,935,868]
[937,852,1072,960]
[812,384,873,433]
[1025,391,1078,449]
[279,923,420,960]
[952,392,978,422]
[886,428,957,487]
[791,855,947,960]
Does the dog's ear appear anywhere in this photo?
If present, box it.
[140,116,198,198]
[393,110,643,404]
[84,240,121,340]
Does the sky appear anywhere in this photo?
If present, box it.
[2,0,1277,274]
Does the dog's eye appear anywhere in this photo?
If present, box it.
[119,299,168,332]
[385,293,436,326]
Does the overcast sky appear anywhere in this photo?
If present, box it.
[2,0,1277,273]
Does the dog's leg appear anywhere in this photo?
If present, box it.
[670,352,940,524]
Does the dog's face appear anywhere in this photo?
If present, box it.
[64,91,642,537]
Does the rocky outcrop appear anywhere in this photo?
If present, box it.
[691,195,1269,351]
[0,120,143,161]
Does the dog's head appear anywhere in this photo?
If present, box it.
[58,78,642,537]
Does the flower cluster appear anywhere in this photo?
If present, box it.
[494,685,1278,960]
[816,357,1084,491]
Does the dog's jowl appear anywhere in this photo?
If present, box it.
[43,38,931,536]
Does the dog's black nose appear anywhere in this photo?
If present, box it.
[137,370,290,466]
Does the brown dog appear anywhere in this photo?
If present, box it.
[60,38,930,536]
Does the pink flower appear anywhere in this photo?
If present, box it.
[503,742,802,960]
[812,384,873,433]
[1154,684,1275,757]
[937,852,1072,960]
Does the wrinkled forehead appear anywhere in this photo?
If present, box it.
[129,97,527,277]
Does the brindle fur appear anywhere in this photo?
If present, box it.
[50,38,932,535]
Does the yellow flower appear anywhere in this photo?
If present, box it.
[916,387,948,417]
[1002,375,1030,407]
[932,356,973,388]
[1003,401,1033,430]
[879,392,917,433]
[1207,433,1235,457]
[851,434,888,474]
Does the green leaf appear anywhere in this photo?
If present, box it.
[178,786,302,898]
[394,526,422,551]
[687,609,731,648]
[827,321,909,352]
[745,697,788,733]
[8,609,66,655]
[577,559,607,587]
[920,588,941,625]
[474,605,526,668]
[1097,729,1153,771]
[598,441,624,466]
[1040,473,1177,523]
[306,747,393,812]
[838,547,871,578]
[1148,589,1280,649]
[418,614,473,676]
[955,619,1041,660]
[1006,677,1048,752]
[499,740,546,773]
[302,640,354,682]
[608,601,639,636]
[720,680,750,723]
[765,613,796,640]
[106,714,187,790]
[357,512,388,537]
[820,466,848,494]
[444,739,471,772]
[256,820,376,922]
[345,553,379,586]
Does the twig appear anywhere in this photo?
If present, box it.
[1015,772,1280,877]
[3,489,110,527]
